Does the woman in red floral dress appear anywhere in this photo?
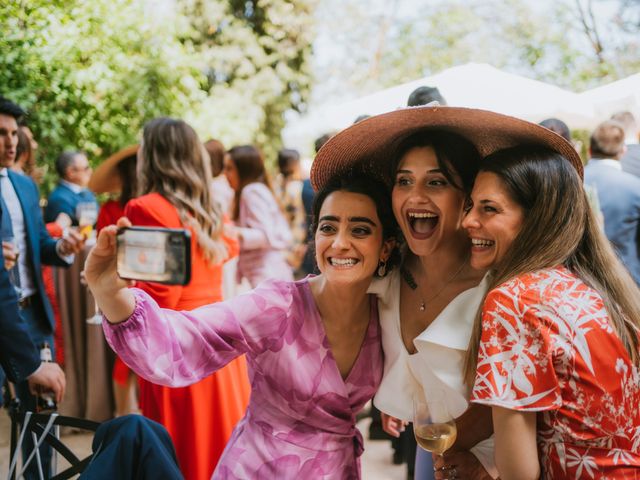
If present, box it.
[459,146,640,480]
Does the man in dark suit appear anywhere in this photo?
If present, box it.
[0,209,66,404]
[45,150,98,225]
[1,97,83,478]
[611,111,640,178]
[584,119,640,285]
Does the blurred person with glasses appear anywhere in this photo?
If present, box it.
[45,150,99,228]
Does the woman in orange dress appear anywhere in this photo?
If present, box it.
[125,118,251,480]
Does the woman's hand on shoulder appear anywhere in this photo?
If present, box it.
[381,412,407,438]
[434,451,494,480]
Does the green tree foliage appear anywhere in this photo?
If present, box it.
[177,0,316,161]
[0,0,315,193]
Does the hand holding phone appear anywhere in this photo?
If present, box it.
[84,217,136,324]
[116,227,191,285]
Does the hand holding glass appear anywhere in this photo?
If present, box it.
[413,393,457,457]
[2,236,22,298]
[76,202,98,238]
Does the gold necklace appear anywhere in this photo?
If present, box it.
[400,258,468,312]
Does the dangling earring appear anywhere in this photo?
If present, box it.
[377,260,387,277]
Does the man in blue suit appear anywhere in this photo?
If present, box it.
[45,150,98,225]
[611,111,640,179]
[584,119,640,285]
[1,97,83,478]
[0,209,66,404]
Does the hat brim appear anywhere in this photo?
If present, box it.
[310,106,583,191]
[88,145,139,194]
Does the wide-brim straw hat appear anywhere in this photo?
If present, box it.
[89,144,138,194]
[310,106,583,190]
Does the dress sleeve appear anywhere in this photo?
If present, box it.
[102,280,293,387]
[124,197,183,308]
[222,215,240,262]
[470,287,562,411]
[238,185,291,251]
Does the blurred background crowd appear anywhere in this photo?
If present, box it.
[2,0,640,479]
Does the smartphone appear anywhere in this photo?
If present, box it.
[116,226,191,285]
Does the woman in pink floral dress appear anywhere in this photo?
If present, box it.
[461,146,640,479]
[85,174,398,479]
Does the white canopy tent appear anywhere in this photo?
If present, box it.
[578,72,640,122]
[283,63,640,157]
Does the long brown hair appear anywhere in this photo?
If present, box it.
[464,146,640,385]
[138,117,228,264]
[227,145,275,220]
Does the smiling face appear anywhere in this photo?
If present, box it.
[462,171,525,270]
[392,146,468,256]
[315,190,391,286]
[0,113,19,168]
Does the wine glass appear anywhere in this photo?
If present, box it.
[2,235,22,298]
[413,391,457,461]
[76,202,98,239]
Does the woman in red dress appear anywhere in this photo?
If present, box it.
[127,118,250,480]
[90,145,140,416]
[461,146,640,479]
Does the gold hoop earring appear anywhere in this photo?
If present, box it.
[377,260,387,277]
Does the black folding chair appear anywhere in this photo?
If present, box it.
[7,395,100,480]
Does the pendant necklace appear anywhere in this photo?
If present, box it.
[400,258,468,312]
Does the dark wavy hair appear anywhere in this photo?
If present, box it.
[310,172,400,276]
[391,130,481,195]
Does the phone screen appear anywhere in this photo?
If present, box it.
[116,227,191,285]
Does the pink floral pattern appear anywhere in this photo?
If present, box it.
[471,266,640,479]
[103,278,382,479]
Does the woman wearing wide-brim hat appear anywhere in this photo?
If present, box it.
[311,105,582,480]
[89,144,140,417]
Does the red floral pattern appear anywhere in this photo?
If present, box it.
[471,266,640,479]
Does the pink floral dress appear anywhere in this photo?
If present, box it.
[471,267,640,479]
[103,278,382,479]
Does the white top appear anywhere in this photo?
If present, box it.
[369,268,498,478]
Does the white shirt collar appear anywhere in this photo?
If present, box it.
[413,273,490,351]
[0,167,8,177]
[589,158,623,170]
[60,179,84,193]
[368,268,491,351]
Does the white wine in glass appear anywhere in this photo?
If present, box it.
[413,394,457,456]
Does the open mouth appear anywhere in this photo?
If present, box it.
[329,257,359,268]
[407,210,438,238]
[471,238,494,249]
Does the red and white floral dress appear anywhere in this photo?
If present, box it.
[471,266,640,479]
